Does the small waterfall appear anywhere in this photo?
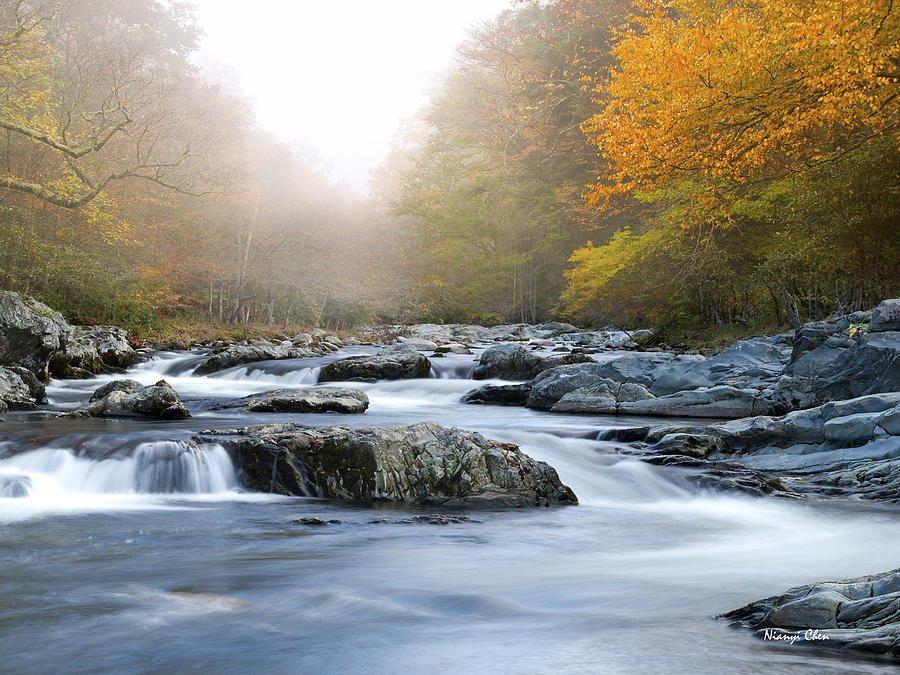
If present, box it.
[429,357,477,380]
[212,365,321,385]
[133,442,236,494]
[0,474,32,498]
[0,441,237,497]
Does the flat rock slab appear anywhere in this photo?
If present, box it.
[195,343,319,375]
[212,387,369,414]
[198,421,577,507]
[721,568,900,661]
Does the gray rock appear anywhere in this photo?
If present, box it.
[212,387,369,414]
[199,421,577,507]
[0,366,40,411]
[472,343,592,381]
[461,383,531,406]
[66,379,190,419]
[433,343,471,355]
[869,299,900,332]
[549,380,656,413]
[618,385,760,418]
[89,379,144,402]
[525,353,701,410]
[399,337,438,351]
[0,291,71,380]
[195,343,318,375]
[769,331,900,411]
[721,568,900,660]
[318,346,431,382]
[49,325,136,379]
[650,337,788,396]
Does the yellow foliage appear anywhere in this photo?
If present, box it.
[583,0,900,205]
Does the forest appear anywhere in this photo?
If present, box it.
[1,0,898,338]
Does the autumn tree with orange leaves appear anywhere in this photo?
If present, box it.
[561,0,899,327]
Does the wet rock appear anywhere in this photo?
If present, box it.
[618,385,761,418]
[550,380,655,414]
[433,343,471,355]
[213,387,369,414]
[398,337,438,351]
[199,421,577,507]
[721,568,900,660]
[49,326,137,379]
[66,379,190,419]
[0,366,42,411]
[293,517,343,526]
[472,343,592,381]
[461,383,531,406]
[639,393,900,502]
[89,379,145,402]
[0,291,71,380]
[369,514,482,525]
[318,345,431,383]
[194,343,318,375]
[525,353,701,410]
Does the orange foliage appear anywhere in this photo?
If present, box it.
[582,0,900,206]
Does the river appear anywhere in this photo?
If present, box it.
[1,347,897,673]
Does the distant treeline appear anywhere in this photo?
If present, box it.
[379,0,899,330]
[1,1,898,335]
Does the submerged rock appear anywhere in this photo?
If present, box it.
[0,291,71,380]
[199,421,577,507]
[194,342,318,375]
[66,379,190,419]
[212,387,369,414]
[721,568,900,660]
[318,344,431,382]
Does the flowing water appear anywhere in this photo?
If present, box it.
[1,348,898,673]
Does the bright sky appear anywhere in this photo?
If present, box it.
[192,0,514,193]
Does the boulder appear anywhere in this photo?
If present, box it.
[212,387,369,414]
[318,345,431,383]
[649,337,788,396]
[618,385,761,418]
[0,291,71,380]
[525,353,702,409]
[66,379,190,419]
[768,330,900,412]
[0,366,43,411]
[194,343,318,375]
[461,383,532,406]
[721,568,900,660]
[399,337,438,351]
[472,343,581,380]
[199,421,577,507]
[870,299,900,332]
[433,343,471,355]
[49,325,136,378]
[550,380,655,413]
